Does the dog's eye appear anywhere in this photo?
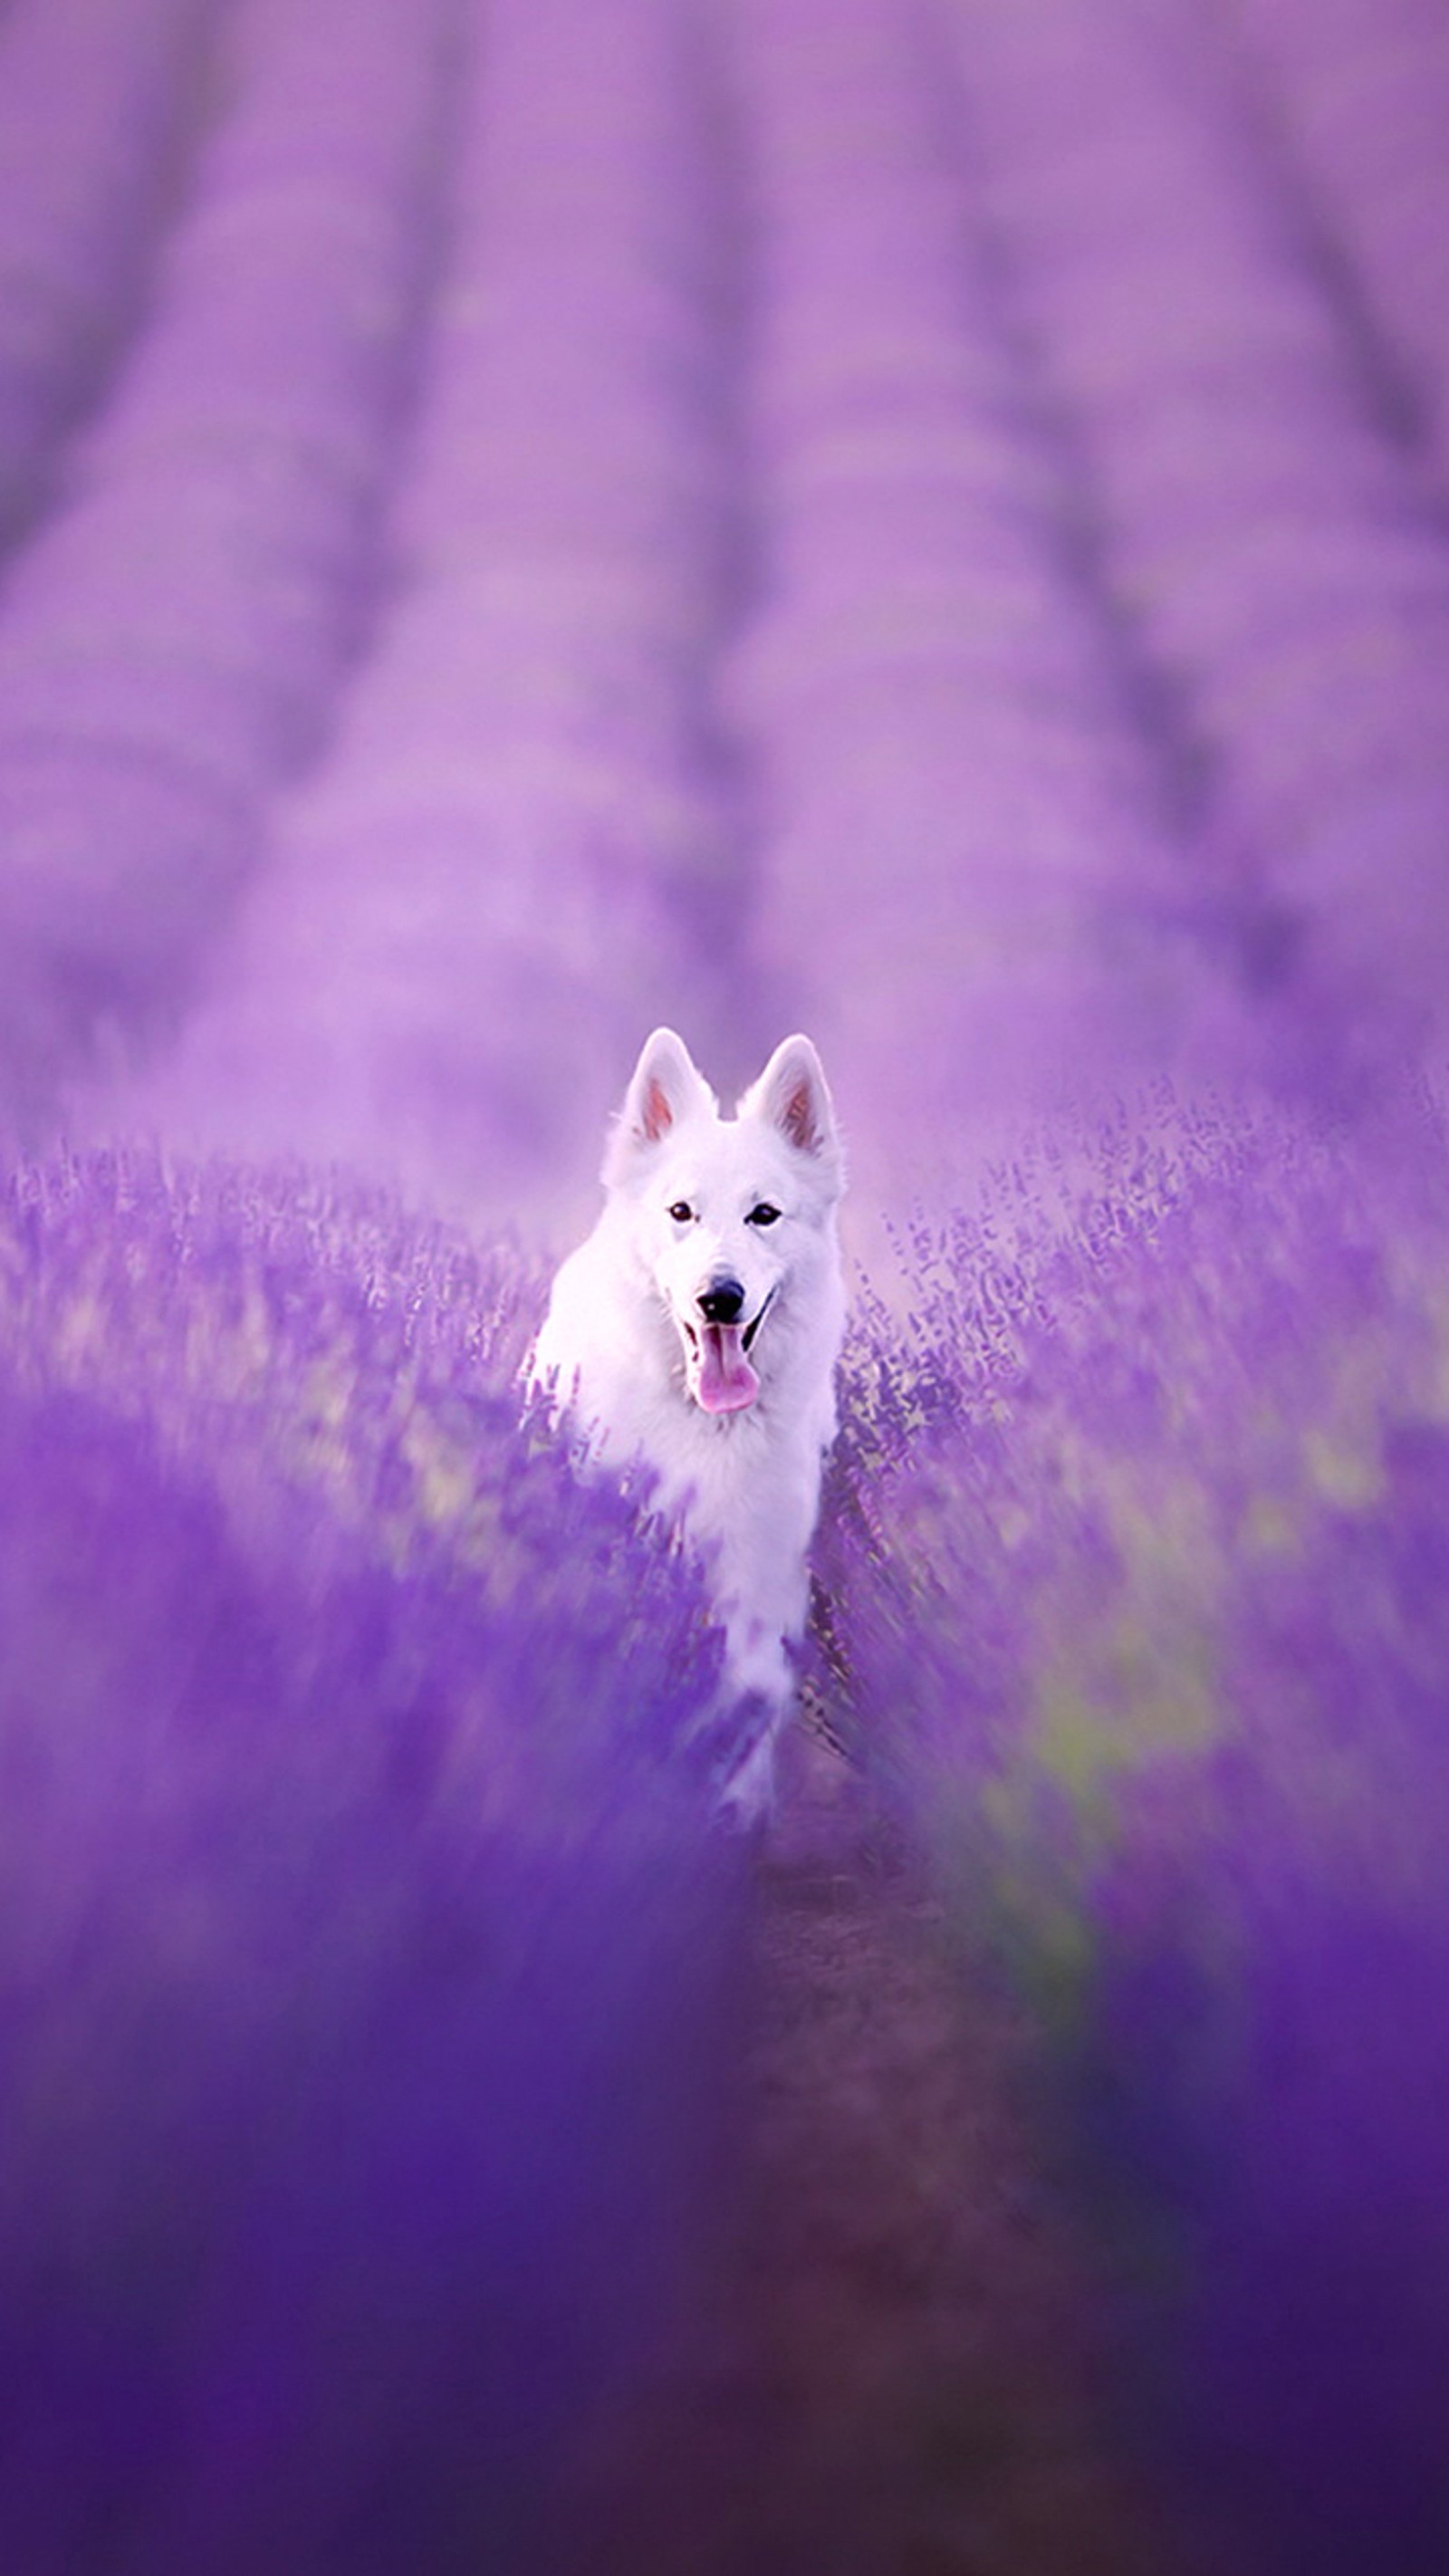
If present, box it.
[667,1200,695,1224]
[746,1202,782,1227]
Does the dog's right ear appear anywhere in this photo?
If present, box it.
[604,1028,713,1186]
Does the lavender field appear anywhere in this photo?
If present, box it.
[2,0,1449,2568]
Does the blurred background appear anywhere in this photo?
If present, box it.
[2,0,1447,1234]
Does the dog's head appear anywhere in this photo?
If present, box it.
[603,1028,844,1416]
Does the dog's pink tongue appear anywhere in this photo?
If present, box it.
[697,1322,759,1414]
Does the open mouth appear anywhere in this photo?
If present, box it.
[680,1292,774,1415]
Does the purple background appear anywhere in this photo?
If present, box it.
[1,0,1447,1224]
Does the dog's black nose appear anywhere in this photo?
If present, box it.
[698,1278,746,1326]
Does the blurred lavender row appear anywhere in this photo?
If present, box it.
[0,0,457,1127]
[819,1085,1449,2571]
[0,0,215,547]
[1222,0,1449,491]
[0,0,1441,1215]
[719,0,1193,1181]
[0,1149,749,2572]
[947,0,1449,1088]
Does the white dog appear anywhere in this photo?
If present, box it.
[528,1027,847,1809]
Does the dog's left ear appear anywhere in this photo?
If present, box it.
[739,1035,843,1177]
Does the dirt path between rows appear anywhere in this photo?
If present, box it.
[561,1723,1195,2574]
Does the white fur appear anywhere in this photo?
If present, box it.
[528,1028,847,1811]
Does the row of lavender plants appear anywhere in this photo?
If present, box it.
[819,1081,1449,2571]
[718,0,1195,1179]
[946,0,1449,1090]
[0,0,215,547]
[1220,0,1449,495]
[0,0,457,1121]
[0,1147,752,2573]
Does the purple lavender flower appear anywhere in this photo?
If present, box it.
[820,1082,1449,2569]
[0,1149,749,2571]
